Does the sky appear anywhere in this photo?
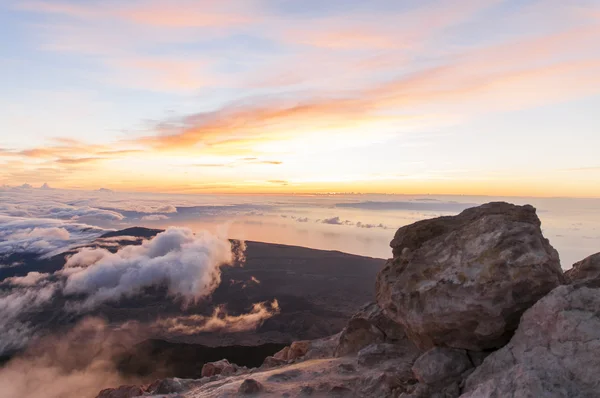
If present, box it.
[0,0,599,196]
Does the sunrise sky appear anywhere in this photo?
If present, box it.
[1,0,599,196]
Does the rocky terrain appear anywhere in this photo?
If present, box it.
[97,202,600,397]
[0,229,382,381]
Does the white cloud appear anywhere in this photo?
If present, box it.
[0,317,138,398]
[62,227,237,309]
[140,214,169,221]
[0,284,58,353]
[3,272,50,286]
[0,216,105,257]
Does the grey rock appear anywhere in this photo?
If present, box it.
[201,358,235,377]
[96,386,144,398]
[335,317,385,357]
[462,285,600,398]
[238,378,263,395]
[565,252,600,287]
[357,341,421,385]
[412,347,472,385]
[466,350,490,367]
[304,332,340,360]
[261,356,286,368]
[377,202,563,350]
[353,302,406,341]
[146,378,193,394]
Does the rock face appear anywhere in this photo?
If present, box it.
[565,252,600,287]
[463,285,600,398]
[376,202,563,350]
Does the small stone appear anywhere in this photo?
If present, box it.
[238,379,263,395]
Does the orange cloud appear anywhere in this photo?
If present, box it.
[55,157,107,165]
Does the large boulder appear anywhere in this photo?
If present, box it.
[376,202,564,350]
[462,285,600,397]
[565,252,600,287]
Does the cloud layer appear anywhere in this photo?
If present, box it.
[62,227,235,309]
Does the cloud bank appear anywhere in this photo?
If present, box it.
[62,227,235,309]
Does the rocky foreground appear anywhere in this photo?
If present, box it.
[98,202,600,397]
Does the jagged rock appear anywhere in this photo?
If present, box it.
[304,332,340,359]
[238,378,263,394]
[412,347,472,385]
[335,317,385,356]
[146,378,193,394]
[96,385,144,398]
[261,355,286,368]
[462,285,600,397]
[357,342,420,375]
[289,340,311,359]
[377,202,563,350]
[201,358,236,377]
[353,302,406,341]
[273,346,290,360]
[565,252,600,287]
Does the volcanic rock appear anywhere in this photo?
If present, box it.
[357,342,420,375]
[288,340,311,360]
[412,347,472,386]
[377,202,563,350]
[200,359,236,377]
[146,378,194,394]
[262,356,286,368]
[273,346,290,360]
[335,317,385,357]
[565,252,600,287]
[96,385,144,398]
[463,285,600,397]
[238,378,263,394]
